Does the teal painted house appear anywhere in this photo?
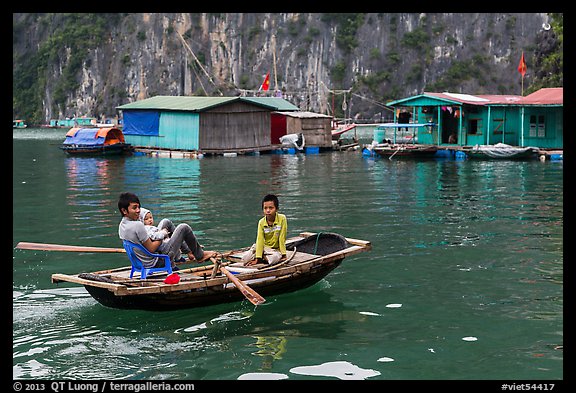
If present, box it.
[385,88,563,149]
[117,96,298,152]
[50,117,96,127]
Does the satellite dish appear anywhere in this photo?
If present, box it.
[542,23,551,31]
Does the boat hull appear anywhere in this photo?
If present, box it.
[373,144,438,158]
[83,259,342,311]
[60,143,132,155]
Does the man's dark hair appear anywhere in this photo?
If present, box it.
[118,192,140,217]
[262,194,279,209]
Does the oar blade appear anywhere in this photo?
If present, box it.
[218,263,266,306]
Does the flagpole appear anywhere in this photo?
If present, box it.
[272,34,278,92]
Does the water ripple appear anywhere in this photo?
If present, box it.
[13,138,563,380]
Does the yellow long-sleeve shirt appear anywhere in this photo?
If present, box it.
[255,213,287,259]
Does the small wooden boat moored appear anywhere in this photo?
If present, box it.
[51,232,371,311]
[371,143,438,159]
[331,123,357,140]
[60,127,132,155]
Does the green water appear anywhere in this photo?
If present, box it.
[13,128,563,380]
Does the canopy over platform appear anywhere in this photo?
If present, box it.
[63,127,126,146]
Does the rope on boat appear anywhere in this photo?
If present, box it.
[389,145,402,160]
[313,232,323,255]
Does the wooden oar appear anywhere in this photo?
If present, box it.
[15,242,240,257]
[210,257,265,306]
[15,242,126,253]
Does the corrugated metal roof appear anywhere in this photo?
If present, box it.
[274,111,332,118]
[387,87,564,107]
[386,94,456,107]
[518,88,563,105]
[117,95,300,112]
[388,88,563,107]
[241,97,299,111]
[425,92,523,105]
[117,96,238,111]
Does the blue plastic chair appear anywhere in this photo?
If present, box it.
[122,240,173,279]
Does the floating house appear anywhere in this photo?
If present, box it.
[385,88,563,149]
[271,111,333,148]
[49,117,96,128]
[116,96,299,153]
[13,119,27,128]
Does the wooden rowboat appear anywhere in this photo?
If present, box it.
[331,123,357,140]
[51,232,371,311]
[372,143,438,158]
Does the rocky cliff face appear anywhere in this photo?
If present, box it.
[13,12,554,124]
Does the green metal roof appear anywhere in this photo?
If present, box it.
[387,94,462,107]
[117,95,299,112]
[117,96,237,111]
[241,97,299,111]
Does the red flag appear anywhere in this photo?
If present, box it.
[517,52,527,77]
[259,72,270,91]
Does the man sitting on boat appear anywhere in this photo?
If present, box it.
[118,192,218,268]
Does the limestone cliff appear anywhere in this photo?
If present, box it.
[13,12,558,124]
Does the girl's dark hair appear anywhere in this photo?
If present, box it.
[262,194,279,209]
[118,192,140,216]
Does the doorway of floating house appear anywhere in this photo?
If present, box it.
[441,106,460,144]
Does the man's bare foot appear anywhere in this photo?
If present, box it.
[197,250,218,263]
[244,259,257,266]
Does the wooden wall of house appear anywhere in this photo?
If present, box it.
[123,111,201,150]
[286,117,332,147]
[200,102,271,150]
[521,107,563,149]
[160,111,200,150]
